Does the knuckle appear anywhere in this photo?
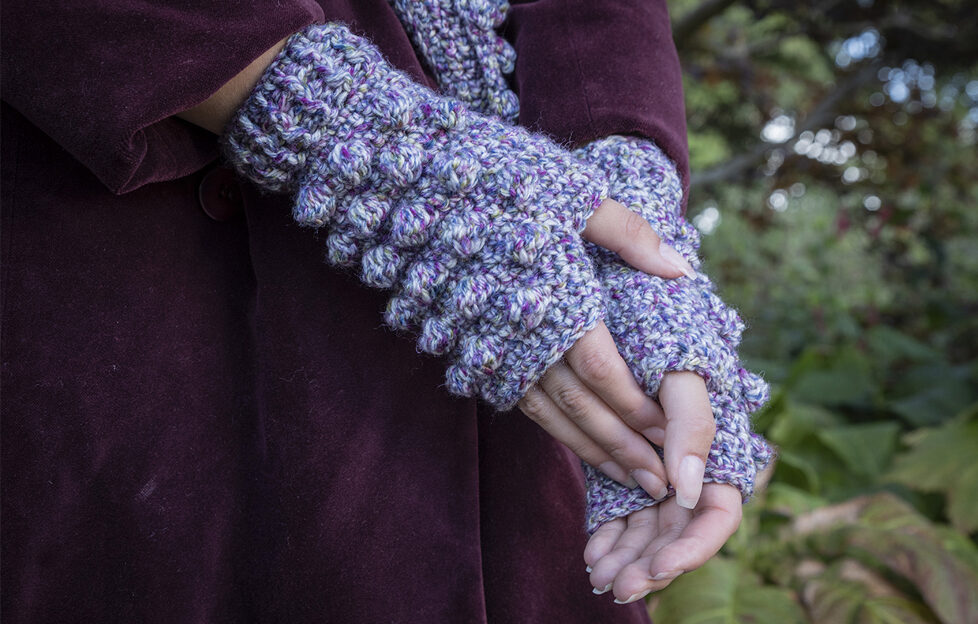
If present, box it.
[518,393,549,423]
[601,436,631,461]
[566,440,596,463]
[695,417,718,441]
[576,349,617,386]
[554,385,590,416]
[617,398,655,428]
[594,519,624,536]
[682,415,717,443]
[623,210,650,243]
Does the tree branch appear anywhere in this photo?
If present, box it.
[691,61,881,188]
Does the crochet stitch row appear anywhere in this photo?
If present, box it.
[224,23,609,409]
[393,4,777,525]
[387,0,519,121]
[577,136,775,531]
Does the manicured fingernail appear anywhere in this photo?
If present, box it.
[614,589,651,605]
[642,426,665,445]
[586,565,593,573]
[631,469,669,500]
[676,455,705,509]
[593,583,612,595]
[651,570,683,581]
[598,461,637,488]
[660,243,696,279]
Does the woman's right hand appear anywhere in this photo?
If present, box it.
[584,482,743,603]
[517,198,713,506]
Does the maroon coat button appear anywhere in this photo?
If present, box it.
[198,167,244,222]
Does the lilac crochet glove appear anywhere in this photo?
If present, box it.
[224,23,609,410]
[576,136,775,533]
[387,0,519,121]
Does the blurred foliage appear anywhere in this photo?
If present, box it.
[648,0,978,621]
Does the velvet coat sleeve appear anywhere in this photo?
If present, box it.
[503,0,690,203]
[0,1,332,195]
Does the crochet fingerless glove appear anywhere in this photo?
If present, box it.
[224,23,608,410]
[387,0,519,121]
[576,136,775,533]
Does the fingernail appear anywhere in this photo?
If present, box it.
[586,565,593,573]
[651,570,683,581]
[660,243,696,279]
[642,426,665,445]
[614,589,651,605]
[676,455,705,509]
[598,461,637,488]
[631,469,669,500]
[593,583,612,595]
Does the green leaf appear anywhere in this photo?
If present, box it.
[844,495,978,624]
[651,557,807,624]
[889,410,978,532]
[803,575,860,624]
[815,422,901,479]
[860,598,940,624]
[934,526,978,578]
[947,462,978,534]
[888,368,977,427]
[803,577,938,624]
[765,482,828,516]
[849,528,978,624]
[866,326,942,366]
[767,401,842,449]
[688,130,733,170]
[787,348,876,407]
[789,495,978,624]
[774,449,823,493]
[777,36,834,84]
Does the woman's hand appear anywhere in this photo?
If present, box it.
[584,482,743,604]
[518,200,703,501]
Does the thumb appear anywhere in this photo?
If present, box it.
[659,371,715,509]
[583,198,695,279]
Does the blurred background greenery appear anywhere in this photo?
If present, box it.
[648,1,978,622]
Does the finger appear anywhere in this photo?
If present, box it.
[646,484,742,580]
[645,496,695,559]
[565,322,667,439]
[609,500,693,601]
[645,426,665,447]
[584,518,626,573]
[659,372,716,509]
[583,198,695,279]
[517,385,634,487]
[590,507,658,593]
[540,362,669,498]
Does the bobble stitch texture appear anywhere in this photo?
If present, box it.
[224,23,608,409]
[385,4,777,533]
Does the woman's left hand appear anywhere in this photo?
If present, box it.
[583,482,743,604]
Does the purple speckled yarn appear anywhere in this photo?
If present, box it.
[223,23,609,410]
[576,136,775,533]
[387,0,519,122]
[404,7,777,530]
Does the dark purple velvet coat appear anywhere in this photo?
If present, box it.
[1,1,688,621]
